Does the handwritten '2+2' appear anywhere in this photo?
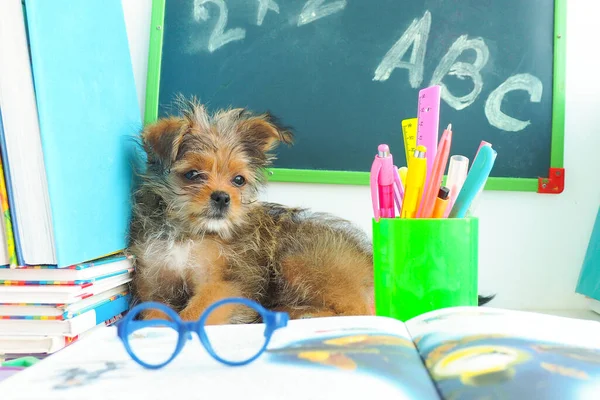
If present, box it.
[191,0,544,134]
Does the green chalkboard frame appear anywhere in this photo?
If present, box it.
[144,0,567,192]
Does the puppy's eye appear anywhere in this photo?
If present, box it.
[184,170,203,181]
[232,175,246,187]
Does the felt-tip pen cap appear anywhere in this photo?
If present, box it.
[437,186,450,200]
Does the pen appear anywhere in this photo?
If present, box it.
[416,123,453,218]
[400,145,427,219]
[431,186,450,218]
[448,145,497,218]
[443,155,469,217]
[370,144,401,221]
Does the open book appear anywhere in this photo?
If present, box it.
[1,307,599,399]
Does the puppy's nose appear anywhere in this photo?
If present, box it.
[210,191,230,208]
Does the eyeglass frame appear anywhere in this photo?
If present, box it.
[117,297,289,369]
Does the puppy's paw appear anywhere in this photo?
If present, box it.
[179,307,202,322]
[142,308,173,322]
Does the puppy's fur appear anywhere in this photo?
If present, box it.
[128,98,374,324]
[128,97,494,324]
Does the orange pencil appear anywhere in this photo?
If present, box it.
[416,124,453,218]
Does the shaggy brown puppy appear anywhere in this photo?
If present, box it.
[127,98,374,324]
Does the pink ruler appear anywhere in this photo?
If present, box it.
[416,85,441,188]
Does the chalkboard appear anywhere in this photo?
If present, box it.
[145,0,566,192]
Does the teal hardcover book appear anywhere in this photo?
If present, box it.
[576,206,600,301]
[22,0,141,266]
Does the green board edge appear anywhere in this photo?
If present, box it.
[144,0,165,125]
[550,0,566,169]
[143,0,566,193]
[265,169,538,191]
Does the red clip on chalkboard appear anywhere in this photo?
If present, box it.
[538,168,565,194]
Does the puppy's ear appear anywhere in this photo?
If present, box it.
[238,112,294,153]
[141,117,185,170]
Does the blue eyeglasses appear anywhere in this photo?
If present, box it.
[117,297,289,369]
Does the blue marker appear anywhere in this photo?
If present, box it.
[448,145,497,218]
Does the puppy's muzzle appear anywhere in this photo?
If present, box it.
[210,191,230,214]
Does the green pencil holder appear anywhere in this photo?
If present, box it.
[372,217,478,322]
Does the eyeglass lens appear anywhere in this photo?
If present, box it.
[202,301,270,363]
[126,306,180,367]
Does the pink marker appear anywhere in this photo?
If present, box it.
[370,144,402,221]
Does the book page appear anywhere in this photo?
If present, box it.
[0,315,441,400]
[405,306,600,399]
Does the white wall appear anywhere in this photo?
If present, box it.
[121,0,600,311]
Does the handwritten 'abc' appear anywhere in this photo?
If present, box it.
[192,1,544,133]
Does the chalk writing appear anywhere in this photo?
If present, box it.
[185,4,546,133]
[371,10,543,131]
[297,0,347,27]
[430,35,490,111]
[484,73,544,132]
[256,0,279,26]
[193,0,246,52]
[373,11,431,88]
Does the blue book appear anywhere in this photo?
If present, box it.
[576,207,600,301]
[18,0,142,267]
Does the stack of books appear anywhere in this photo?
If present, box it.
[0,0,141,356]
[0,254,133,356]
